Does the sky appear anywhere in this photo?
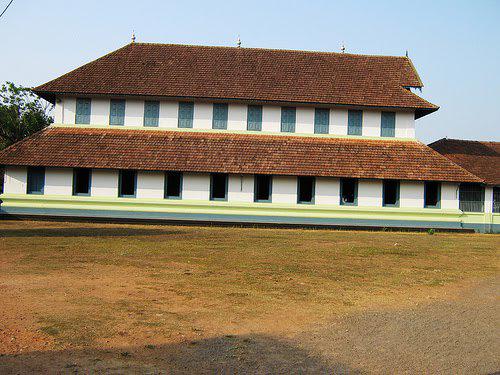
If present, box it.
[1,0,499,143]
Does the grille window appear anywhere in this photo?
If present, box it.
[178,102,194,128]
[27,167,45,195]
[109,99,126,125]
[75,98,91,124]
[493,187,500,213]
[212,103,228,129]
[254,175,272,202]
[383,180,400,207]
[348,110,362,135]
[73,168,91,196]
[424,181,441,208]
[381,111,396,137]
[459,183,485,212]
[281,107,296,133]
[247,105,262,131]
[144,101,160,127]
[297,176,315,204]
[314,108,329,134]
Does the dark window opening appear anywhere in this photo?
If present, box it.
[254,175,272,202]
[340,178,358,205]
[298,176,315,204]
[119,170,136,197]
[73,168,91,196]
[27,167,45,195]
[165,172,182,199]
[383,180,400,207]
[210,173,228,201]
[459,183,484,212]
[424,181,440,208]
[494,187,500,214]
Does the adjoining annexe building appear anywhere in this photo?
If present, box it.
[0,41,496,232]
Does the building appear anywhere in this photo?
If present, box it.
[0,42,495,231]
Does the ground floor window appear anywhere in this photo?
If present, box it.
[383,180,400,207]
[424,181,441,208]
[297,176,315,204]
[73,168,91,196]
[254,175,272,202]
[340,178,358,205]
[27,167,45,195]
[459,183,484,212]
[165,172,182,199]
[210,173,228,201]
[494,187,500,214]
[119,170,137,198]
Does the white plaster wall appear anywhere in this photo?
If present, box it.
[137,171,164,199]
[484,186,493,213]
[194,103,212,129]
[262,106,281,133]
[296,107,315,134]
[63,97,76,125]
[441,183,460,210]
[330,109,348,135]
[227,104,247,131]
[124,100,144,127]
[272,176,297,204]
[316,177,340,205]
[90,98,110,125]
[358,179,383,207]
[3,166,27,194]
[182,173,210,200]
[159,101,178,128]
[228,174,254,202]
[54,99,63,123]
[44,168,73,195]
[400,181,424,208]
[92,169,118,197]
[362,110,381,137]
[395,111,415,138]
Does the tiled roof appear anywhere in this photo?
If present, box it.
[0,127,479,183]
[35,43,438,118]
[429,138,500,185]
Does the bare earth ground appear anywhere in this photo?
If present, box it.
[0,220,498,374]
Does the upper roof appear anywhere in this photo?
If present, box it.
[429,138,500,185]
[0,127,479,183]
[35,43,438,118]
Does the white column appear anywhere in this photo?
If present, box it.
[485,187,493,213]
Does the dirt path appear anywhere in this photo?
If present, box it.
[1,277,498,374]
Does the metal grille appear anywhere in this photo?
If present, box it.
[493,187,500,214]
[459,183,485,212]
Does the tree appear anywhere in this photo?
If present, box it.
[0,82,53,150]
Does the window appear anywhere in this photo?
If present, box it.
[212,103,228,129]
[493,187,500,214]
[164,172,182,199]
[210,173,228,201]
[254,175,272,202]
[348,110,362,136]
[381,111,396,137]
[73,168,91,196]
[75,98,91,124]
[281,107,296,133]
[247,105,262,131]
[144,101,160,127]
[314,108,329,134]
[178,102,194,128]
[27,167,45,195]
[297,176,315,204]
[383,180,400,207]
[459,183,485,212]
[109,99,126,125]
[340,178,358,205]
[424,181,441,208]
[118,170,137,198]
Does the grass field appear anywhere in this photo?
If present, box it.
[0,220,498,373]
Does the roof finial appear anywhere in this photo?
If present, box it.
[236,35,241,48]
[131,31,136,43]
[340,42,346,53]
[405,49,409,58]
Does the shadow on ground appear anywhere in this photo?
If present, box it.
[0,227,184,238]
[0,334,363,374]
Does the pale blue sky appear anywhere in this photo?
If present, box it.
[1,0,498,143]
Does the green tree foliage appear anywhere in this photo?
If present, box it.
[0,82,53,150]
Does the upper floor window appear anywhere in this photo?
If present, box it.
[381,111,396,137]
[27,167,45,195]
[340,178,358,205]
[144,101,160,127]
[281,107,296,133]
[383,180,400,207]
[347,110,362,136]
[73,168,91,196]
[254,175,272,202]
[247,105,262,131]
[110,99,126,126]
[164,172,182,199]
[210,173,228,201]
[459,183,484,212]
[118,170,137,198]
[75,98,91,124]
[314,108,329,134]
[297,176,315,204]
[424,181,441,208]
[212,103,228,130]
[178,102,194,128]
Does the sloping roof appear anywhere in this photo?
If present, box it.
[0,127,479,183]
[429,138,500,185]
[34,43,438,118]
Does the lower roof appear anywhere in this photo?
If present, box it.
[429,138,500,186]
[0,127,481,183]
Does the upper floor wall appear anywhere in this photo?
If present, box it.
[53,97,417,139]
